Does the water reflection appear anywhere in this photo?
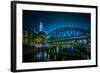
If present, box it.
[34,47,89,62]
[36,51,47,61]
[23,44,90,62]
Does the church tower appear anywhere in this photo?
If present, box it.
[40,22,43,32]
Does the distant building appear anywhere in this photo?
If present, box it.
[23,30,36,46]
[23,30,28,44]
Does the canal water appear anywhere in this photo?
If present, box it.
[23,45,90,62]
[32,47,87,62]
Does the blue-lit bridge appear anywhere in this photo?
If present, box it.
[23,27,91,62]
[42,27,91,61]
[44,27,90,48]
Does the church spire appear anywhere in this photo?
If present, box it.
[40,22,43,32]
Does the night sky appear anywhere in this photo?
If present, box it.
[23,10,91,34]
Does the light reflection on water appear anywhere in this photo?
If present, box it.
[36,51,47,61]
[35,47,78,61]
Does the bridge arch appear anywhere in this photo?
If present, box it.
[46,27,90,41]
